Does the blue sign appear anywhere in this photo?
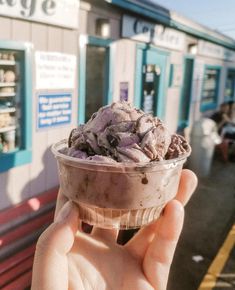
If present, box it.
[38,93,72,129]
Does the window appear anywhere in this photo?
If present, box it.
[225,69,235,102]
[85,45,108,122]
[0,41,32,173]
[201,67,220,111]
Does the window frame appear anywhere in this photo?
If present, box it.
[225,68,235,102]
[0,41,32,173]
[200,65,221,112]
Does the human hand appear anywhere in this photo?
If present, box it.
[31,169,197,290]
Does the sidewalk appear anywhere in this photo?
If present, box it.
[167,158,235,290]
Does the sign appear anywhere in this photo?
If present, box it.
[0,0,79,29]
[122,15,185,51]
[198,40,235,62]
[120,82,129,101]
[35,51,76,90]
[37,93,72,129]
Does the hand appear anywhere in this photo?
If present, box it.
[31,169,197,290]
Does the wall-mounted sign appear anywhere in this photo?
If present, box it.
[35,51,76,90]
[122,15,185,51]
[37,92,72,129]
[120,82,129,101]
[198,40,235,62]
[0,0,79,29]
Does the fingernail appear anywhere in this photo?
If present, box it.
[55,201,73,223]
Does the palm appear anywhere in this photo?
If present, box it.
[68,231,154,290]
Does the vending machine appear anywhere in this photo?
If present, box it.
[0,41,32,172]
[0,47,28,153]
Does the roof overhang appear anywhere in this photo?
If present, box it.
[106,0,235,50]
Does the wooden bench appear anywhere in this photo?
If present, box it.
[0,188,58,290]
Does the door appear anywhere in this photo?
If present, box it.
[178,58,194,130]
[78,36,113,124]
[135,45,169,119]
[85,45,109,122]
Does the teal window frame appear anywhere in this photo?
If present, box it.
[178,55,194,130]
[225,68,235,102]
[0,41,32,173]
[78,36,114,124]
[200,65,221,112]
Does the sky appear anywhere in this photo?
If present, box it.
[150,0,235,40]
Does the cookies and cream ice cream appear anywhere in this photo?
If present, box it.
[52,101,191,229]
[65,102,190,163]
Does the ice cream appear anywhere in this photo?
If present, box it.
[64,102,190,163]
[52,101,191,229]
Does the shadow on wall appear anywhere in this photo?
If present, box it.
[0,146,58,212]
[21,146,58,202]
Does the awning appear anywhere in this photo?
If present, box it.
[106,0,235,50]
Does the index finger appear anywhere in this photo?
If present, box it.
[175,169,198,206]
[54,188,69,219]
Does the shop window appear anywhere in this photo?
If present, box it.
[201,66,220,111]
[85,45,108,122]
[225,69,235,102]
[0,42,32,173]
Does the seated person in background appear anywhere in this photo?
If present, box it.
[211,102,235,161]
[210,102,231,135]
[228,101,235,122]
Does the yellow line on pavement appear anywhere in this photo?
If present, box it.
[198,223,235,290]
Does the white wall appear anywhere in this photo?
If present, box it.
[0,17,78,210]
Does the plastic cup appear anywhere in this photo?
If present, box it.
[52,139,190,229]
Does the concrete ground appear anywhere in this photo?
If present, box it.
[167,157,235,290]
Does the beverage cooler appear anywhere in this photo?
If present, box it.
[0,41,32,172]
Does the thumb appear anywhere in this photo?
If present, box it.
[31,201,79,290]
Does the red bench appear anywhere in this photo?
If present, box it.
[0,188,58,290]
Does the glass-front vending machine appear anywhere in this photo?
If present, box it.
[0,42,32,172]
[0,50,19,152]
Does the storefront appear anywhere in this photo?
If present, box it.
[1,0,235,211]
[0,0,79,210]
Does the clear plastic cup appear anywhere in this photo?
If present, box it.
[52,139,190,229]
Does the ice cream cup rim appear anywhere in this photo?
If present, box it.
[52,139,191,170]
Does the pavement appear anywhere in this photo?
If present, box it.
[167,157,235,290]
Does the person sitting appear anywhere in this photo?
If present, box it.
[210,102,231,135]
[211,102,235,161]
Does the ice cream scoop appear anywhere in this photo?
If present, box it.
[52,101,191,229]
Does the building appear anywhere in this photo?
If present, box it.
[1,0,235,210]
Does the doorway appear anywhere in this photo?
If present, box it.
[178,57,194,130]
[135,45,169,119]
[78,36,113,124]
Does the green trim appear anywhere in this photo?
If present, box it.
[168,64,174,87]
[200,65,221,112]
[0,41,32,172]
[0,150,32,173]
[88,36,113,46]
[78,36,114,124]
[108,0,235,50]
[178,56,195,129]
[134,43,169,120]
[78,40,86,124]
[224,68,235,102]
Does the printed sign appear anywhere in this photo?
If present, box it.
[120,82,129,101]
[35,51,76,90]
[37,93,72,129]
[0,0,79,29]
[122,15,185,51]
[198,40,235,62]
